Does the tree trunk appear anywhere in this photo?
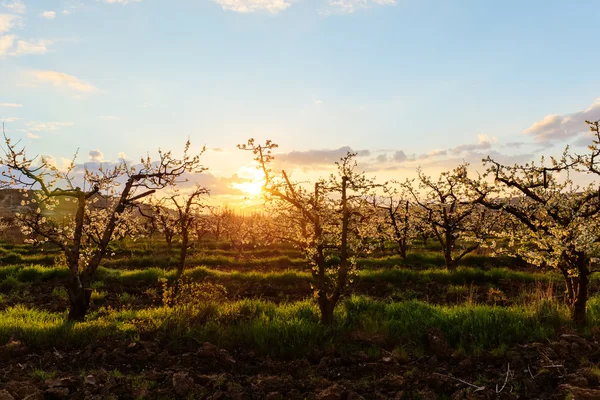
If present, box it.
[318,294,336,325]
[444,246,455,269]
[562,255,590,326]
[177,229,189,278]
[398,241,407,259]
[66,276,91,321]
[443,231,456,270]
[572,274,588,326]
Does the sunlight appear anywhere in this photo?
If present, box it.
[231,164,266,196]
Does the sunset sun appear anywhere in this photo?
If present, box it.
[231,164,266,196]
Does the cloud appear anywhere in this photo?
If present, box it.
[375,154,387,163]
[102,0,143,4]
[15,39,50,55]
[0,34,13,55]
[1,117,19,122]
[276,146,371,167]
[525,97,600,143]
[0,36,51,56]
[392,150,407,162]
[24,121,74,132]
[0,102,21,107]
[0,13,19,34]
[322,0,395,15]
[99,115,120,121]
[89,150,104,162]
[2,1,25,14]
[314,99,324,105]
[212,0,293,14]
[25,132,39,139]
[40,11,56,19]
[31,70,98,93]
[448,134,496,155]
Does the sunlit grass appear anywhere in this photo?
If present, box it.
[0,295,581,357]
[0,264,562,288]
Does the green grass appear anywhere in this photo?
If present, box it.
[101,254,307,270]
[0,264,562,291]
[0,295,581,358]
[359,266,559,285]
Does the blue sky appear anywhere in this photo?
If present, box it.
[1,0,600,202]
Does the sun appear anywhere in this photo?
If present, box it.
[231,164,266,196]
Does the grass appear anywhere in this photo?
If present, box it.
[0,264,562,288]
[0,295,580,358]
[30,368,56,381]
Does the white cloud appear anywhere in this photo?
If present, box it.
[0,13,19,34]
[102,0,143,4]
[525,97,600,143]
[26,132,39,139]
[24,121,74,132]
[322,0,395,14]
[31,70,98,93]
[89,150,104,162]
[213,0,292,14]
[41,11,56,19]
[2,1,25,14]
[0,34,13,54]
[0,36,51,56]
[1,117,19,122]
[0,102,21,107]
[15,39,50,55]
[447,134,496,155]
[314,99,323,105]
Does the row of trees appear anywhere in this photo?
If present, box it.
[1,120,599,325]
[239,120,600,325]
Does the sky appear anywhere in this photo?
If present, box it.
[1,0,600,205]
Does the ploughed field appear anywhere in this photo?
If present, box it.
[2,240,600,399]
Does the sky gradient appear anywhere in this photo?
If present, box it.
[1,0,600,204]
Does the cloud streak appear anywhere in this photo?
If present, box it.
[525,97,600,143]
[0,13,19,34]
[40,11,56,20]
[276,146,370,167]
[322,0,396,15]
[2,1,25,14]
[102,0,143,4]
[30,70,98,93]
[212,0,293,14]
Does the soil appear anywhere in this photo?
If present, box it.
[3,330,600,399]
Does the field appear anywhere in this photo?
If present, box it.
[2,239,600,400]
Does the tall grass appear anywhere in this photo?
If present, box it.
[0,295,579,357]
[0,264,562,287]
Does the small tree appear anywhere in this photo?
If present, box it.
[145,196,179,252]
[238,139,378,324]
[1,136,205,320]
[471,121,600,324]
[206,205,230,243]
[376,183,412,258]
[407,164,496,269]
[168,184,209,277]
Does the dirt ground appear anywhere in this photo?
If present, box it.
[3,328,600,399]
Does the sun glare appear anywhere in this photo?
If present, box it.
[231,165,266,196]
